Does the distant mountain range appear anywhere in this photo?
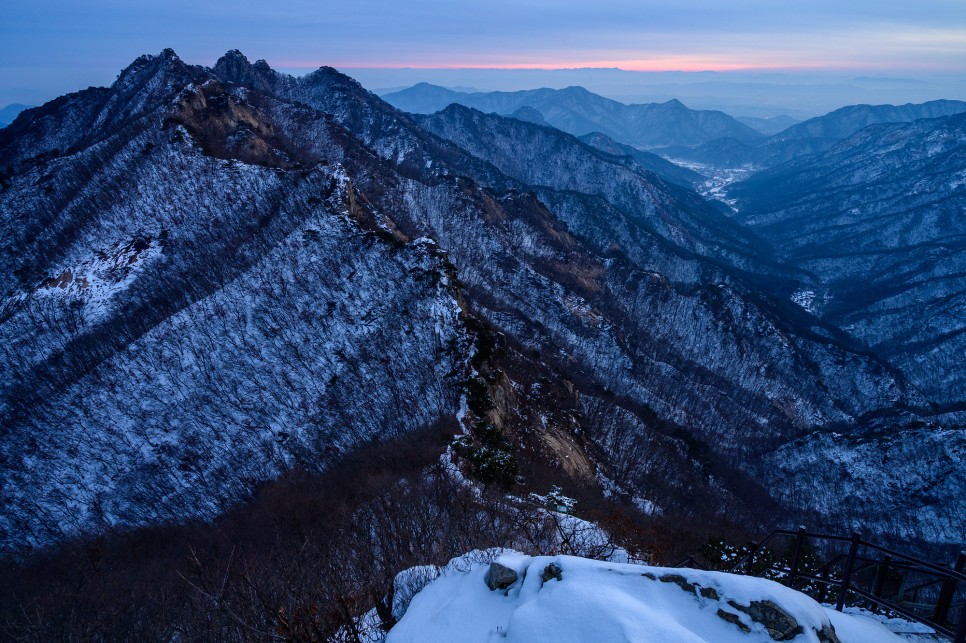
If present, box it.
[659,99,966,168]
[381,84,966,174]
[381,83,764,148]
[0,104,32,128]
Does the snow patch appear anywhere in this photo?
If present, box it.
[791,289,830,315]
[33,237,162,322]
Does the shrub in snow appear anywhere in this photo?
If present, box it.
[528,485,577,514]
[449,425,519,487]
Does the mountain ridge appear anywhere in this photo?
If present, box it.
[0,49,960,558]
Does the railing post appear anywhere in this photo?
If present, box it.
[870,555,891,614]
[787,526,807,588]
[747,541,759,575]
[955,602,966,643]
[836,532,861,612]
[934,552,966,627]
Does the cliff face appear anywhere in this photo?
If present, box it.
[0,50,960,554]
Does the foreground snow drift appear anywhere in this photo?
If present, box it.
[387,552,904,643]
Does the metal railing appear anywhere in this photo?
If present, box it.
[678,528,966,642]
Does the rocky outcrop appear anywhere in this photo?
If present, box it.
[654,570,841,642]
[541,562,562,583]
[387,554,865,643]
[485,562,519,590]
[727,600,804,641]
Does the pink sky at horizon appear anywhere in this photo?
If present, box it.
[266,59,813,73]
[268,59,966,73]
[2,0,963,106]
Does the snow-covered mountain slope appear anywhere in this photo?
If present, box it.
[0,58,474,551]
[383,552,907,643]
[261,60,963,547]
[758,424,966,546]
[0,49,961,555]
[381,83,764,148]
[210,59,923,412]
[732,113,966,405]
[725,114,966,546]
[577,131,705,187]
[206,55,914,521]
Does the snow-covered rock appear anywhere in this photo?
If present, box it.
[387,552,904,643]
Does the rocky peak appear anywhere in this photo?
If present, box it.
[114,48,190,86]
[80,48,206,140]
[170,82,301,168]
[211,50,281,94]
[213,49,254,81]
[300,65,365,92]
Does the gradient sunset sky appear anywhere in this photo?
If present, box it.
[2,0,964,105]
